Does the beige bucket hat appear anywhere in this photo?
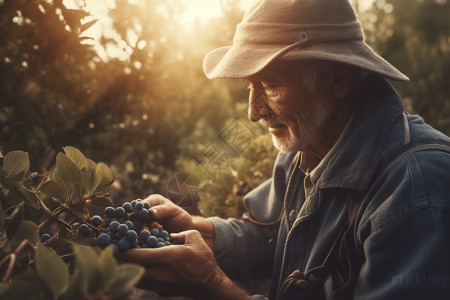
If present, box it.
[203,0,408,81]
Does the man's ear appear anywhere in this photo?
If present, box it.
[331,63,353,99]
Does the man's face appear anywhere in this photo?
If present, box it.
[246,62,338,154]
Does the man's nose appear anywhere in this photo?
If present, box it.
[248,89,269,122]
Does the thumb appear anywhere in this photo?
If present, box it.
[170,230,203,246]
[149,202,177,220]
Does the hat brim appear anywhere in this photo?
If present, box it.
[203,41,409,81]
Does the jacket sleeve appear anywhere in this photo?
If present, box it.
[208,152,297,278]
[353,151,450,299]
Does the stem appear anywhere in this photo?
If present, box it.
[2,253,16,283]
[0,240,35,283]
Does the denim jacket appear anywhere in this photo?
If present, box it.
[209,77,450,300]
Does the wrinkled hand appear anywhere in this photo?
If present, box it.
[119,230,241,299]
[144,194,194,233]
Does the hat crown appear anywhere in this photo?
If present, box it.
[243,0,358,25]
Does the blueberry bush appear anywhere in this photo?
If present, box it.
[0,146,145,299]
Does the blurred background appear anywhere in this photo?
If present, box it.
[0,0,449,232]
[0,0,449,298]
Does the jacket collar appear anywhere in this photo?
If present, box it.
[315,76,404,192]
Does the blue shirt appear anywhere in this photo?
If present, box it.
[209,76,450,299]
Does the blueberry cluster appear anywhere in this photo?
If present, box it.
[39,199,172,253]
[96,199,172,253]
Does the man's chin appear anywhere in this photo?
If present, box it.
[271,136,298,153]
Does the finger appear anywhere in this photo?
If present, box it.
[148,202,179,221]
[143,194,169,207]
[170,230,203,247]
[118,247,177,266]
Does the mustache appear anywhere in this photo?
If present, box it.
[259,112,288,128]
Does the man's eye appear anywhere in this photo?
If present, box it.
[263,86,279,97]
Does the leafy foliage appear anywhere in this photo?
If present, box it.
[0,147,144,299]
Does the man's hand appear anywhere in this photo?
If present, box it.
[119,230,248,300]
[144,194,194,233]
[144,194,216,249]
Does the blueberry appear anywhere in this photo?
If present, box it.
[144,202,150,209]
[40,233,51,243]
[126,230,137,242]
[135,202,144,211]
[108,221,120,233]
[150,228,160,237]
[124,220,134,230]
[122,202,132,213]
[117,217,125,223]
[105,217,115,227]
[133,220,141,231]
[105,206,115,218]
[79,224,91,236]
[138,208,149,219]
[157,242,165,248]
[117,224,128,236]
[146,236,158,248]
[98,233,111,247]
[160,230,169,241]
[91,215,103,227]
[131,199,138,208]
[139,230,151,241]
[116,207,126,217]
[157,237,165,243]
[130,238,139,249]
[107,243,119,255]
[164,241,172,246]
[117,239,130,252]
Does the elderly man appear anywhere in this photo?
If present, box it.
[121,0,450,299]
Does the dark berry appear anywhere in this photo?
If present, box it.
[79,224,91,236]
[107,243,119,255]
[124,220,134,230]
[139,230,151,241]
[150,228,160,237]
[135,202,144,211]
[91,215,103,227]
[116,207,126,217]
[108,221,120,233]
[144,202,150,209]
[157,242,165,248]
[160,230,169,241]
[117,224,128,236]
[98,233,111,247]
[126,230,137,242]
[105,206,115,218]
[138,208,149,219]
[40,233,51,243]
[105,217,115,227]
[122,202,132,213]
[117,239,130,252]
[131,199,138,208]
[146,236,158,248]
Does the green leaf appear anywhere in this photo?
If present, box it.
[5,202,24,239]
[40,179,66,201]
[80,158,96,194]
[89,196,113,207]
[80,19,98,33]
[98,246,117,290]
[109,264,144,295]
[91,163,114,195]
[73,244,100,295]
[3,272,51,300]
[35,244,69,296]
[8,220,38,251]
[56,153,82,188]
[0,282,8,296]
[63,146,86,170]
[3,150,29,179]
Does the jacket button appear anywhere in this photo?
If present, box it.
[288,209,297,224]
